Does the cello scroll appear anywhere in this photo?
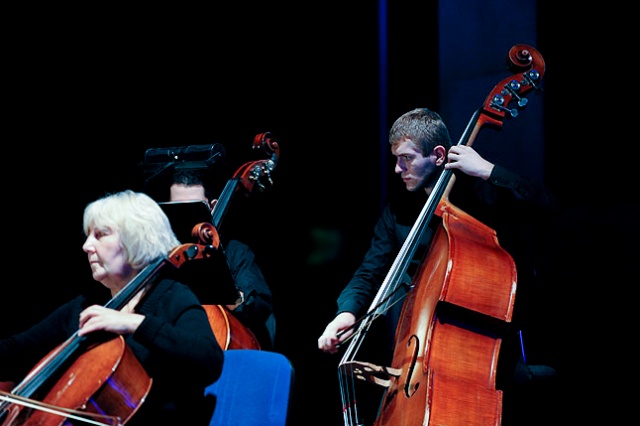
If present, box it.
[210,132,280,229]
[233,132,280,196]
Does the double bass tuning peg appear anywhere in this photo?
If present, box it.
[504,79,529,108]
[490,93,519,118]
[523,69,542,92]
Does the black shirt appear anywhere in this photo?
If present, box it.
[0,277,224,426]
[336,165,557,382]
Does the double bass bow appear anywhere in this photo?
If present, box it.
[0,238,220,426]
[337,44,545,425]
[199,132,280,350]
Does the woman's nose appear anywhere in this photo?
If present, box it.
[82,237,94,253]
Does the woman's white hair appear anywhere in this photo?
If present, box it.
[83,190,180,270]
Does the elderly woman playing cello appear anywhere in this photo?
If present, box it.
[0,190,223,425]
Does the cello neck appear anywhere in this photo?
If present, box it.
[210,178,240,230]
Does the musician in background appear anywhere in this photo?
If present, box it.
[0,190,223,425]
[317,107,558,424]
[165,169,276,350]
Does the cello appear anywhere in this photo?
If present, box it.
[199,132,280,350]
[0,239,221,426]
[337,44,545,425]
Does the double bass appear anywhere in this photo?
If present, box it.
[0,239,221,426]
[337,44,545,425]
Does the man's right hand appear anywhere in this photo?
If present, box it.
[317,312,357,354]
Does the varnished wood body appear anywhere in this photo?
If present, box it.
[374,200,516,426]
[203,305,261,350]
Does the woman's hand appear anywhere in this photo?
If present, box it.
[78,305,144,337]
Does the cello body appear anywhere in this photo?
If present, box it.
[203,304,261,350]
[186,222,262,350]
[374,200,516,425]
[3,336,151,426]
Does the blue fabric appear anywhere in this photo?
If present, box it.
[205,349,294,426]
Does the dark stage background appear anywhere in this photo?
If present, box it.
[4,2,637,425]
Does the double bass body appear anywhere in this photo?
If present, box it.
[374,200,516,425]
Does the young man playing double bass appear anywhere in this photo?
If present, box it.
[317,107,558,425]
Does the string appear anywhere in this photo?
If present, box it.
[0,392,121,426]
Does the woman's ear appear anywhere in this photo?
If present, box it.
[433,145,448,166]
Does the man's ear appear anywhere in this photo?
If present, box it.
[433,145,448,166]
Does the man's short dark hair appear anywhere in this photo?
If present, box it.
[171,170,216,201]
